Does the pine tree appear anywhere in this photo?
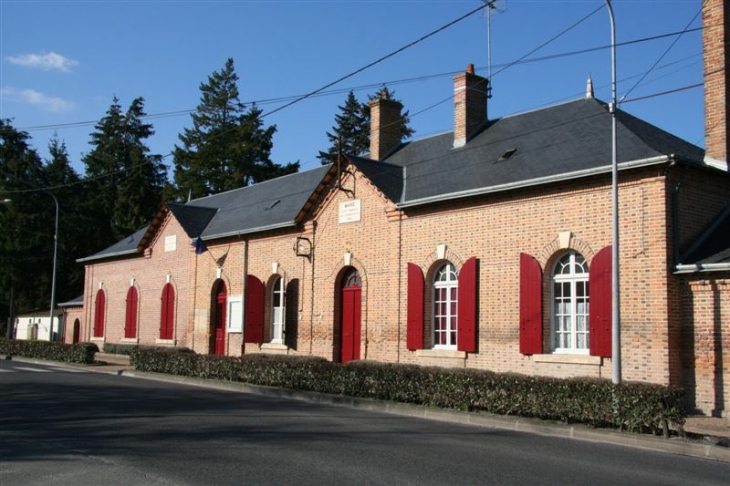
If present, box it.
[173,58,298,200]
[0,120,51,331]
[82,96,166,242]
[317,87,415,165]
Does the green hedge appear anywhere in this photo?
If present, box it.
[0,338,98,364]
[130,348,685,435]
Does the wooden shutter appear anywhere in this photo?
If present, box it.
[589,246,612,357]
[94,290,106,338]
[125,287,138,339]
[160,283,175,340]
[457,257,478,353]
[406,263,424,350]
[519,253,543,354]
[244,275,265,344]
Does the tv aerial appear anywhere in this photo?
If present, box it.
[483,0,507,99]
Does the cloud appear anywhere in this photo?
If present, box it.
[1,87,75,113]
[6,52,79,72]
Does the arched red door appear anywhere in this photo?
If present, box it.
[213,281,227,356]
[340,269,362,364]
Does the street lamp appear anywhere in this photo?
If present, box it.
[606,0,621,384]
[47,192,59,342]
[1,194,60,341]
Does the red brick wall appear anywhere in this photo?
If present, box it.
[80,212,194,350]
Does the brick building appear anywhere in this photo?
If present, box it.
[71,0,730,418]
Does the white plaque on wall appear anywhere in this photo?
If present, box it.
[339,199,361,224]
[164,235,177,252]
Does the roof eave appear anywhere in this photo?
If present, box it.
[396,155,671,209]
[674,263,730,274]
[76,249,139,264]
[202,221,296,242]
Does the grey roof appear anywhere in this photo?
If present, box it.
[188,165,332,240]
[77,227,148,263]
[168,204,218,238]
[58,295,84,308]
[79,166,332,262]
[364,98,704,206]
[681,208,730,266]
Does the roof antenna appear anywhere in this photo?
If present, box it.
[484,0,507,99]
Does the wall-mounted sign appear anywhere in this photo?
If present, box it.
[339,199,361,224]
[164,235,177,252]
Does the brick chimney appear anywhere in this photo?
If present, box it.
[453,64,489,148]
[703,0,729,164]
[369,90,404,160]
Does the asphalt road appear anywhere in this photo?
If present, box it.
[1,359,728,486]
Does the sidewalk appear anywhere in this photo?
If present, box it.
[8,353,730,462]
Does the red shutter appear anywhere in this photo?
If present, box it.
[519,253,543,354]
[457,257,478,353]
[94,290,106,338]
[125,287,138,339]
[245,275,265,344]
[406,263,424,350]
[160,283,175,340]
[589,246,612,357]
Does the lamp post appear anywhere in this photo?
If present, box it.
[606,0,621,384]
[1,199,15,339]
[47,191,59,342]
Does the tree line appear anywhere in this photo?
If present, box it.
[0,58,413,336]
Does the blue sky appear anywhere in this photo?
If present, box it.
[1,0,704,178]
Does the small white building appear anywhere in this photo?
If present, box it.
[14,310,64,342]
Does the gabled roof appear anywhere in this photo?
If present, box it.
[189,165,332,240]
[77,227,148,263]
[677,207,730,273]
[79,166,333,263]
[58,295,84,308]
[363,98,705,207]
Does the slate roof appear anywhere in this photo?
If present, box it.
[356,97,705,206]
[58,295,84,308]
[680,208,730,266]
[78,166,333,262]
[188,165,332,240]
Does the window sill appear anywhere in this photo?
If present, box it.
[261,343,288,351]
[121,338,139,344]
[155,338,176,346]
[91,337,104,342]
[415,349,466,359]
[533,354,601,365]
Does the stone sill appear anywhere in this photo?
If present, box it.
[415,349,467,360]
[533,354,602,365]
[121,338,139,344]
[261,343,288,351]
[155,338,176,346]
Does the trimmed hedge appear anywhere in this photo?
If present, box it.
[131,348,685,435]
[0,338,98,364]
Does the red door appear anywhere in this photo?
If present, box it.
[340,269,362,364]
[214,289,227,356]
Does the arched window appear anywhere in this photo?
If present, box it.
[552,252,589,353]
[432,262,458,348]
[125,287,138,339]
[270,277,285,343]
[160,283,175,340]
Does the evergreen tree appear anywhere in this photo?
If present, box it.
[317,87,415,165]
[173,58,298,200]
[82,96,166,243]
[43,135,89,302]
[0,120,51,333]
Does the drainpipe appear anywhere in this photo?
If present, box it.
[241,239,248,355]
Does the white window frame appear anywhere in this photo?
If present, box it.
[551,252,590,354]
[270,277,285,344]
[432,262,458,349]
[227,295,243,333]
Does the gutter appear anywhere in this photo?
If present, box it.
[674,263,730,274]
[396,155,671,209]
